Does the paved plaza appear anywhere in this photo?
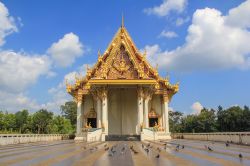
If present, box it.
[0,139,249,166]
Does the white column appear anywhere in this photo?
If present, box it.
[97,98,102,128]
[161,98,165,131]
[137,89,143,134]
[102,90,108,134]
[76,100,82,134]
[144,98,149,128]
[163,97,170,133]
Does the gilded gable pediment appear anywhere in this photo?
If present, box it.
[66,24,179,100]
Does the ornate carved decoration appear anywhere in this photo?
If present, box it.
[95,87,108,100]
[66,21,179,102]
[148,108,159,118]
[84,108,97,119]
[162,94,169,103]
[137,86,143,98]
[143,88,154,100]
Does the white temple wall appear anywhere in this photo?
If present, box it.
[108,89,122,134]
[108,88,137,135]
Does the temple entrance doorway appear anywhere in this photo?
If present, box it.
[108,87,137,135]
[149,118,158,127]
[87,118,97,128]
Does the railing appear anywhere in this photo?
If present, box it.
[172,132,250,145]
[0,134,69,145]
[141,128,171,141]
[87,128,102,132]
[86,128,102,142]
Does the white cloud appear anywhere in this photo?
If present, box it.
[144,1,250,71]
[191,102,203,115]
[44,63,91,113]
[0,50,51,93]
[176,17,190,26]
[159,30,178,38]
[0,2,88,113]
[225,0,250,29]
[0,1,18,46]
[144,0,187,17]
[48,33,84,67]
[0,90,40,112]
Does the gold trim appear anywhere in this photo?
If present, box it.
[88,79,157,85]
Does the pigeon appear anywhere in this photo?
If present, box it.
[90,148,94,153]
[208,146,213,151]
[105,147,109,151]
[145,148,149,155]
[133,150,139,154]
[239,153,243,158]
[225,143,229,147]
[155,154,160,158]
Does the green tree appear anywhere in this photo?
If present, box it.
[49,116,74,134]
[0,111,4,131]
[60,101,77,128]
[169,111,183,133]
[33,109,53,134]
[15,110,29,133]
[181,108,217,133]
[2,112,16,132]
[197,108,217,132]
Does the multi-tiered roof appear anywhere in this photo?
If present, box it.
[66,19,179,101]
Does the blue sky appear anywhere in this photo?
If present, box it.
[0,0,249,114]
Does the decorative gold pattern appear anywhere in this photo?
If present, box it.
[148,108,159,118]
[66,20,179,102]
[84,108,97,119]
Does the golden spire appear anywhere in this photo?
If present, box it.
[121,13,124,28]
[98,49,101,58]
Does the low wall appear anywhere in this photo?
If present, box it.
[172,132,250,145]
[0,134,69,145]
[141,129,171,141]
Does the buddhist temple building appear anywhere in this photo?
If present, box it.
[66,18,179,141]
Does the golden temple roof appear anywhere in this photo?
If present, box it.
[66,18,179,99]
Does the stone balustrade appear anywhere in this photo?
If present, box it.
[172,132,250,145]
[141,128,171,140]
[0,134,69,145]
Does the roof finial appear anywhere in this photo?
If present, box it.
[98,49,101,57]
[121,13,124,27]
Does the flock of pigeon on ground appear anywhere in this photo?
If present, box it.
[83,141,244,159]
